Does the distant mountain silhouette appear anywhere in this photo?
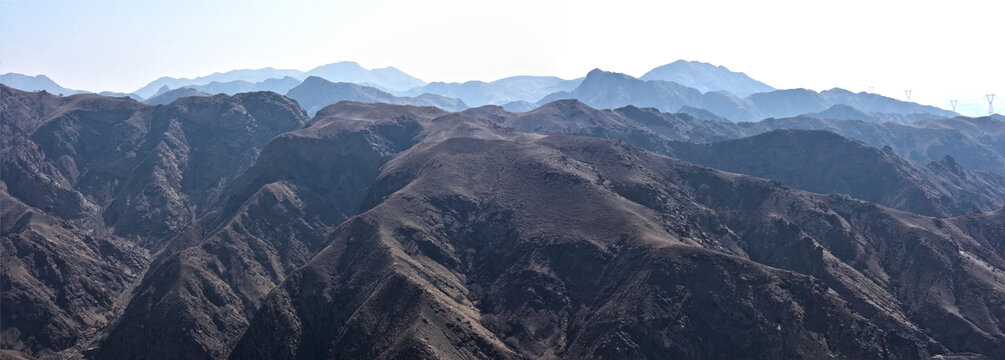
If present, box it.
[542,69,958,123]
[805,104,941,124]
[539,69,703,112]
[286,76,465,116]
[304,61,426,91]
[1,73,82,95]
[97,91,145,101]
[133,67,304,98]
[641,60,774,97]
[403,75,582,107]
[181,76,301,95]
[144,87,210,105]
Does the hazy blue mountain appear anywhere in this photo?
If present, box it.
[641,60,774,97]
[144,87,210,105]
[286,76,465,116]
[304,61,425,91]
[538,69,703,112]
[98,91,145,101]
[547,69,957,123]
[133,67,305,98]
[0,73,82,95]
[182,76,302,95]
[500,100,537,112]
[402,75,582,107]
[677,105,729,122]
[805,104,943,124]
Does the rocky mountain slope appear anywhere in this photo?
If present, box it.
[4,90,1004,359]
[0,85,309,357]
[229,108,1005,359]
[466,100,1005,175]
[665,129,1005,217]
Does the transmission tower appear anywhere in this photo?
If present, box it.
[988,93,996,115]
[905,90,912,101]
[950,100,959,112]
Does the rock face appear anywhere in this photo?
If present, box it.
[5,90,1005,360]
[0,85,309,357]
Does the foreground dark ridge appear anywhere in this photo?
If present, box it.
[2,86,1004,359]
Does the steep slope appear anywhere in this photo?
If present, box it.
[641,60,774,97]
[90,102,449,359]
[231,114,1005,358]
[1,87,309,357]
[286,76,466,116]
[1,189,148,357]
[667,129,1005,217]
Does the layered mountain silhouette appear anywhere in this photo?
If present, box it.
[640,60,774,97]
[1,73,83,96]
[541,69,957,123]
[144,87,210,105]
[3,70,1003,360]
[179,76,302,96]
[468,100,1005,175]
[132,61,425,99]
[286,76,466,116]
[133,67,306,99]
[401,75,583,107]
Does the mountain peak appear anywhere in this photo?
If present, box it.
[641,60,773,97]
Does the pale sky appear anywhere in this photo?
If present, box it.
[1,0,1002,115]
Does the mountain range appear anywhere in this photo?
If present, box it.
[129,61,426,99]
[540,69,957,123]
[3,83,1005,359]
[4,60,969,127]
[3,54,1004,360]
[285,76,467,116]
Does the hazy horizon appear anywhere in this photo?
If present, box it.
[1,0,1002,116]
